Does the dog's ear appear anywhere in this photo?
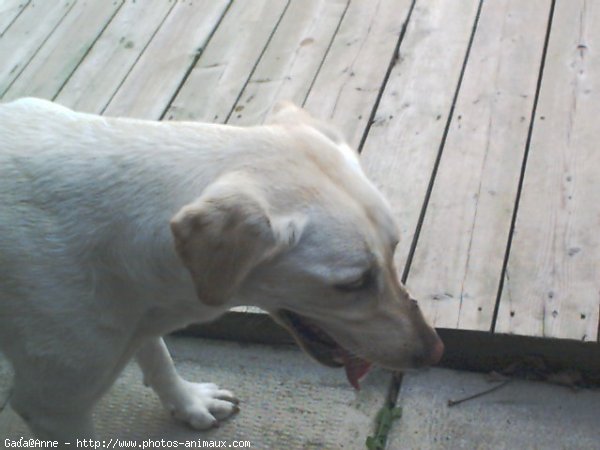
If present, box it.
[170,173,306,306]
[269,101,348,148]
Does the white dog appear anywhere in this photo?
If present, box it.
[0,98,443,440]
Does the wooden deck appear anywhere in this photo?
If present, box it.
[1,0,598,356]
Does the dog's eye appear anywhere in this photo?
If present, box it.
[335,269,374,292]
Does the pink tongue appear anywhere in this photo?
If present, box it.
[340,350,372,390]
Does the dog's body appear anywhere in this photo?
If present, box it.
[0,98,442,440]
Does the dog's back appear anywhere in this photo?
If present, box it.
[0,99,219,358]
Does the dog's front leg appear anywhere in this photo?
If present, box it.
[136,338,239,429]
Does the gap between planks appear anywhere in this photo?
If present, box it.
[226,0,350,127]
[52,1,126,102]
[101,0,232,119]
[56,0,178,113]
[162,0,293,124]
[0,0,32,36]
[356,0,417,153]
[158,0,235,120]
[0,0,76,98]
[491,0,557,333]
[399,0,485,285]
[495,0,600,341]
[406,0,552,331]
[299,0,351,108]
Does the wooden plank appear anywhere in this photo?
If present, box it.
[0,0,74,96]
[496,0,600,342]
[164,0,288,123]
[103,0,230,119]
[406,0,551,331]
[0,0,30,36]
[359,0,481,274]
[303,0,412,149]
[227,0,348,126]
[3,0,123,101]
[55,0,175,114]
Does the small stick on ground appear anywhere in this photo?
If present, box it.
[447,380,512,407]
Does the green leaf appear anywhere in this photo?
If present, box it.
[365,405,403,449]
[391,406,403,419]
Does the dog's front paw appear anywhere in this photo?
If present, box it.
[165,380,239,430]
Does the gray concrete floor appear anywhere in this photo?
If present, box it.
[388,368,600,450]
[1,337,599,449]
[0,337,390,448]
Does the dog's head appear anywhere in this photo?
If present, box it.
[170,102,443,388]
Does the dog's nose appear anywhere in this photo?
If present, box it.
[411,336,444,368]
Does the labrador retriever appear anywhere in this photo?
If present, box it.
[0,98,443,440]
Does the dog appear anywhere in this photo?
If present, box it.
[0,98,443,440]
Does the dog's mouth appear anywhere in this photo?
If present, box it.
[272,309,372,390]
